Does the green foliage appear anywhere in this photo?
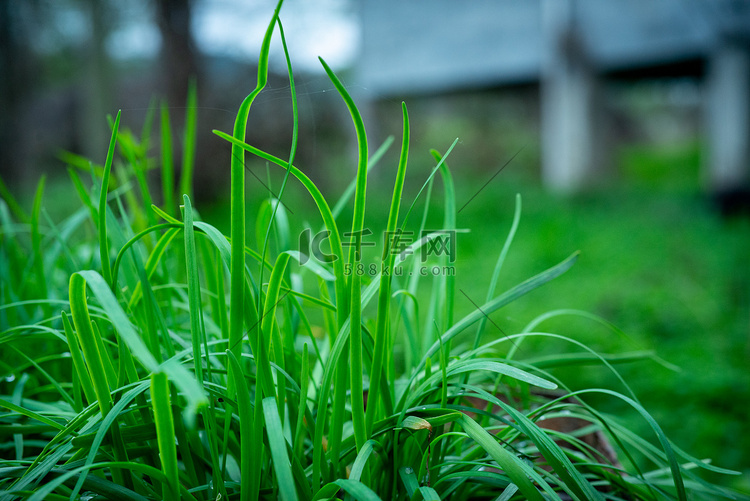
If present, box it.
[0,1,747,499]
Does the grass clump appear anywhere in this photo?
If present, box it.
[1,2,747,499]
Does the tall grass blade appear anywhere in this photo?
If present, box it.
[229,0,283,381]
[430,149,456,331]
[30,176,47,299]
[99,110,121,287]
[160,101,175,216]
[293,342,311,455]
[182,194,205,384]
[468,385,602,500]
[316,57,370,472]
[474,193,521,350]
[61,381,149,500]
[349,271,367,454]
[25,462,155,501]
[263,396,299,501]
[318,56,367,296]
[430,252,577,367]
[261,252,291,402]
[179,77,198,201]
[68,273,116,416]
[366,103,410,436]
[61,311,97,405]
[257,17,297,299]
[227,351,254,501]
[150,371,179,499]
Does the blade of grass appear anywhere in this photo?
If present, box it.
[68,273,116,416]
[52,381,162,500]
[319,56,366,298]
[399,466,419,497]
[366,102,410,436]
[30,176,47,299]
[349,439,379,483]
[25,462,159,501]
[99,110,121,287]
[118,127,154,226]
[293,342,310,457]
[181,195,225,495]
[183,194,205,384]
[408,360,557,408]
[151,204,274,274]
[227,351,255,501]
[256,198,291,255]
[429,148,456,331]
[61,311,97,405]
[9,347,74,408]
[229,0,284,387]
[257,17,296,307]
[9,371,28,461]
[263,396,299,501]
[69,376,144,497]
[0,399,65,431]
[68,276,134,491]
[179,77,198,201]
[160,101,175,216]
[41,206,86,276]
[349,270,366,454]
[150,371,179,500]
[114,223,181,306]
[261,252,291,402]
[311,315,352,487]
[317,58,368,474]
[473,193,521,350]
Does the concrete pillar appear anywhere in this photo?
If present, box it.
[541,0,603,193]
[705,38,750,191]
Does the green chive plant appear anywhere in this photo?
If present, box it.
[0,1,747,499]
